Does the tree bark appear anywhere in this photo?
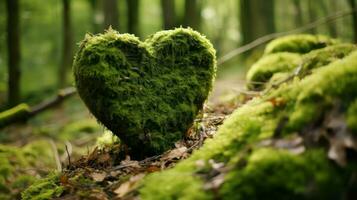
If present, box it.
[349,0,357,43]
[292,0,303,28]
[161,0,176,29]
[88,0,102,33]
[126,0,140,36]
[103,0,119,30]
[6,0,21,107]
[307,0,317,34]
[239,0,276,45]
[59,0,73,88]
[184,0,201,31]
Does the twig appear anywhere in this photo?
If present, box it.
[217,8,357,65]
[65,144,72,169]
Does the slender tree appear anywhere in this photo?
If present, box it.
[126,0,140,36]
[161,0,176,29]
[59,0,73,88]
[103,0,119,29]
[307,0,317,34]
[6,0,21,106]
[184,0,201,31]
[321,0,337,37]
[348,0,357,43]
[240,0,276,45]
[88,0,102,33]
[292,0,303,28]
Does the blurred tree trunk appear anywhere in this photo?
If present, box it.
[184,0,201,31]
[348,0,357,43]
[327,0,338,37]
[240,0,276,45]
[292,0,303,27]
[126,0,140,36]
[161,0,176,29]
[307,0,317,34]
[59,0,73,88]
[321,0,337,37]
[88,0,102,33]
[6,0,21,106]
[103,0,119,29]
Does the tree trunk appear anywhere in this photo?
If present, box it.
[184,0,201,31]
[126,0,140,36]
[161,0,176,29]
[328,0,338,37]
[292,0,303,28]
[88,0,102,33]
[6,0,21,107]
[103,0,119,30]
[349,0,357,43]
[59,0,73,88]
[307,0,317,34]
[239,0,276,45]
[321,0,337,37]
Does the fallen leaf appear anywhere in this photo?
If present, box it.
[90,172,107,182]
[114,174,145,198]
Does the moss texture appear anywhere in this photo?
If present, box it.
[21,173,64,200]
[139,39,357,199]
[347,99,357,134]
[246,52,301,90]
[0,103,30,128]
[264,34,337,54]
[0,141,56,199]
[73,28,216,158]
[248,43,356,91]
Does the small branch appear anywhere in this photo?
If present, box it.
[0,87,77,129]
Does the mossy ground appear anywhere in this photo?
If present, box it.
[73,28,216,158]
[139,35,357,199]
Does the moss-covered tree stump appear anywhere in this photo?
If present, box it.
[73,28,216,158]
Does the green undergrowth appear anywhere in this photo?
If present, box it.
[21,173,64,200]
[139,36,357,199]
[73,27,216,158]
[0,140,56,199]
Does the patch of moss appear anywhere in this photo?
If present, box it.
[138,42,357,199]
[59,118,101,141]
[73,28,216,158]
[246,52,301,90]
[264,34,337,55]
[0,141,56,199]
[220,148,343,200]
[347,99,357,134]
[0,103,30,128]
[21,173,64,200]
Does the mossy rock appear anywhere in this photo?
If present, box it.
[264,34,338,55]
[138,44,357,199]
[73,28,216,158]
[246,52,301,90]
[248,43,356,91]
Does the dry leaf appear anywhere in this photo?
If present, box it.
[114,174,145,198]
[90,172,107,182]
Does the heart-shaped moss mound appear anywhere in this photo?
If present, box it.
[73,28,216,158]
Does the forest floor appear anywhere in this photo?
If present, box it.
[0,68,249,199]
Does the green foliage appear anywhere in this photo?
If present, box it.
[264,34,338,54]
[73,27,216,158]
[246,52,301,90]
[138,38,357,199]
[0,103,30,128]
[21,173,64,200]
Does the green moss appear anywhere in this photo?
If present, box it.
[246,52,301,90]
[59,118,100,140]
[0,103,30,128]
[264,34,337,55]
[0,141,57,199]
[21,173,64,200]
[73,28,216,158]
[347,99,357,134]
[220,149,343,200]
[139,40,357,199]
